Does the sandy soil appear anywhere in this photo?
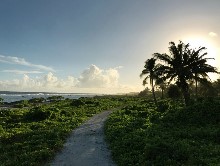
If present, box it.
[50,109,116,166]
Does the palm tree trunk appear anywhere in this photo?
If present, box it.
[178,78,190,106]
[151,78,158,106]
[161,88,164,99]
[195,78,198,100]
[182,87,190,106]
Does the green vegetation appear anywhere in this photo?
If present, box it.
[28,97,45,104]
[167,84,181,99]
[0,97,3,105]
[47,96,64,102]
[105,97,220,165]
[0,96,123,166]
[1,93,220,165]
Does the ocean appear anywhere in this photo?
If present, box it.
[0,91,97,103]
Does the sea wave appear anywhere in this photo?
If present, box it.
[0,92,97,103]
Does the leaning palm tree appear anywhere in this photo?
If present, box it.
[154,41,218,105]
[140,58,158,105]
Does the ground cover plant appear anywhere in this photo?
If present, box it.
[105,97,220,165]
[0,96,124,166]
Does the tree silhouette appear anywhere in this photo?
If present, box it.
[188,47,218,99]
[140,58,158,105]
[154,41,218,105]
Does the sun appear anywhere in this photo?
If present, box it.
[183,37,219,80]
[184,37,218,67]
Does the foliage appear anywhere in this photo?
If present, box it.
[197,81,218,97]
[138,87,151,97]
[167,84,181,99]
[14,100,30,108]
[47,96,64,102]
[29,97,45,104]
[0,97,3,105]
[0,96,124,166]
[213,79,220,95]
[105,97,220,165]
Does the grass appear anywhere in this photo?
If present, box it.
[105,98,220,165]
[0,96,124,166]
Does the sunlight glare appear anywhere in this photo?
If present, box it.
[186,38,217,66]
[184,37,219,80]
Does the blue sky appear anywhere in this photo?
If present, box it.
[0,0,220,93]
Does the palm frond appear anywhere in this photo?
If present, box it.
[153,53,172,64]
[142,77,149,86]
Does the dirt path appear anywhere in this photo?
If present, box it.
[50,109,117,166]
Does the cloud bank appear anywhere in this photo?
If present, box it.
[0,64,136,93]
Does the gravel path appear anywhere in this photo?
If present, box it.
[50,109,116,166]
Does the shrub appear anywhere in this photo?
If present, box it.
[167,84,181,99]
[14,100,30,108]
[25,107,50,121]
[0,97,3,105]
[29,97,45,104]
[47,96,64,102]
[157,100,170,113]
[71,99,85,107]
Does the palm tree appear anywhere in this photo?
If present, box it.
[140,58,158,105]
[188,47,218,99]
[154,41,218,105]
[154,41,191,105]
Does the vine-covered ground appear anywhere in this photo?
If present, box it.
[0,96,123,166]
[105,98,220,165]
[1,96,220,165]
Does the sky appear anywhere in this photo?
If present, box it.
[0,0,220,93]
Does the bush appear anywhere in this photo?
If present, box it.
[167,84,181,99]
[71,99,85,107]
[25,107,50,121]
[47,96,64,102]
[14,100,30,108]
[157,100,170,113]
[29,97,45,104]
[0,97,3,105]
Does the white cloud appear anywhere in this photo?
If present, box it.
[2,70,43,74]
[78,65,119,88]
[0,64,138,93]
[0,55,55,72]
[209,32,218,37]
[43,72,58,85]
[0,73,79,92]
